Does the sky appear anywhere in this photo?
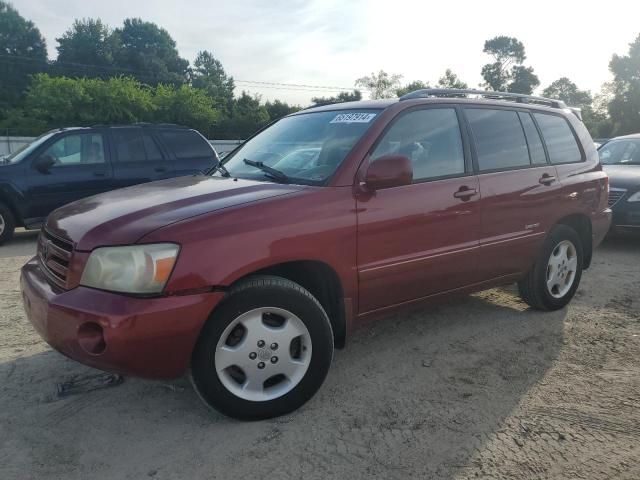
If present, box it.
[13,0,640,105]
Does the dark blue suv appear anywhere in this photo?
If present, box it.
[0,124,218,244]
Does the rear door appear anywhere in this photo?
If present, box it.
[25,131,114,220]
[109,127,172,189]
[464,107,561,280]
[356,106,481,314]
[157,129,217,176]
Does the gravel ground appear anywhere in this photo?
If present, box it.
[0,234,638,479]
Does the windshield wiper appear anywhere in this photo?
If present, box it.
[243,158,289,183]
[214,163,231,177]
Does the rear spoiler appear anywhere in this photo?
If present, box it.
[565,107,583,121]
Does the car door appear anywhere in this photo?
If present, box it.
[25,131,114,221]
[464,107,561,280]
[157,129,218,176]
[356,106,481,314]
[109,127,173,189]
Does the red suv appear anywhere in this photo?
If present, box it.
[21,89,611,420]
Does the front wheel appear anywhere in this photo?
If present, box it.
[191,275,334,420]
[518,225,584,311]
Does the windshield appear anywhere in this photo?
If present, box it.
[218,109,382,185]
[599,139,640,165]
[3,132,56,164]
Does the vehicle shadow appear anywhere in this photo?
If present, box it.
[0,288,564,479]
[599,230,640,253]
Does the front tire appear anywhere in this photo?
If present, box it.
[518,225,584,311]
[0,203,15,245]
[191,275,334,420]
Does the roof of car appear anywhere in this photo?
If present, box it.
[608,133,640,141]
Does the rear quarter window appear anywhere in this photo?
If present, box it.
[160,130,214,159]
[533,113,583,164]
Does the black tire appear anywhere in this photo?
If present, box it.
[190,275,334,420]
[518,225,584,311]
[0,203,15,245]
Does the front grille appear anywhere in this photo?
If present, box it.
[38,229,74,289]
[608,189,627,207]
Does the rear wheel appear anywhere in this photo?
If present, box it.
[0,203,15,245]
[191,275,334,420]
[518,225,583,311]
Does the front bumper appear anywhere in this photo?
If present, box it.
[611,202,640,228]
[20,257,224,379]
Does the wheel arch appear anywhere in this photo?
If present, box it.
[226,260,347,349]
[555,214,593,269]
[0,191,22,228]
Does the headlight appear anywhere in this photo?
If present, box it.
[628,191,640,202]
[80,244,179,294]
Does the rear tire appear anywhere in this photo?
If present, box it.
[0,203,15,245]
[191,275,334,420]
[518,225,583,311]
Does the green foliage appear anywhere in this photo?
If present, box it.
[0,1,48,109]
[55,18,119,77]
[356,70,403,99]
[215,92,270,139]
[264,99,300,120]
[191,50,235,113]
[542,77,592,107]
[152,84,218,137]
[437,69,467,89]
[481,36,539,94]
[112,18,189,85]
[311,90,362,106]
[396,80,430,97]
[608,34,640,135]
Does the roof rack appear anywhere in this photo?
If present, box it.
[90,123,188,129]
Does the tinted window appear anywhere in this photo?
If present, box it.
[113,129,146,162]
[518,112,547,165]
[143,133,164,161]
[160,130,213,159]
[466,108,529,171]
[371,108,465,181]
[599,139,640,165]
[41,133,105,166]
[534,113,582,164]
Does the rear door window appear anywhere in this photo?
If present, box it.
[465,108,530,171]
[113,129,147,162]
[533,113,583,164]
[159,130,213,159]
[518,112,547,165]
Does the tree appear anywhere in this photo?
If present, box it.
[608,34,640,135]
[0,1,47,109]
[396,80,429,97]
[112,18,189,85]
[437,69,468,89]
[481,36,539,94]
[542,77,592,107]
[191,50,235,113]
[153,84,219,137]
[264,99,300,120]
[55,18,119,77]
[216,92,270,139]
[311,89,362,106]
[356,70,403,99]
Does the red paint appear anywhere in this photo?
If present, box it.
[21,98,611,379]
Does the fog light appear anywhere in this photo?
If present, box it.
[77,322,106,355]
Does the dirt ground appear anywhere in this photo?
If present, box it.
[1,234,638,480]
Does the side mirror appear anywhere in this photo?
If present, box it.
[364,155,413,190]
[34,155,55,174]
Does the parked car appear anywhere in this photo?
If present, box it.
[21,89,611,420]
[598,134,640,231]
[0,124,218,244]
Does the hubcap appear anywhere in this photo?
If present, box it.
[215,307,312,402]
[546,240,578,299]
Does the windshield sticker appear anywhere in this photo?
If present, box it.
[330,112,377,124]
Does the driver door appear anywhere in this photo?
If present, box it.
[25,131,114,221]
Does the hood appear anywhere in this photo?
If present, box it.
[603,165,640,190]
[47,175,303,251]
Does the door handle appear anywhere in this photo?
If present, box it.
[93,172,106,177]
[539,174,556,185]
[453,187,478,200]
